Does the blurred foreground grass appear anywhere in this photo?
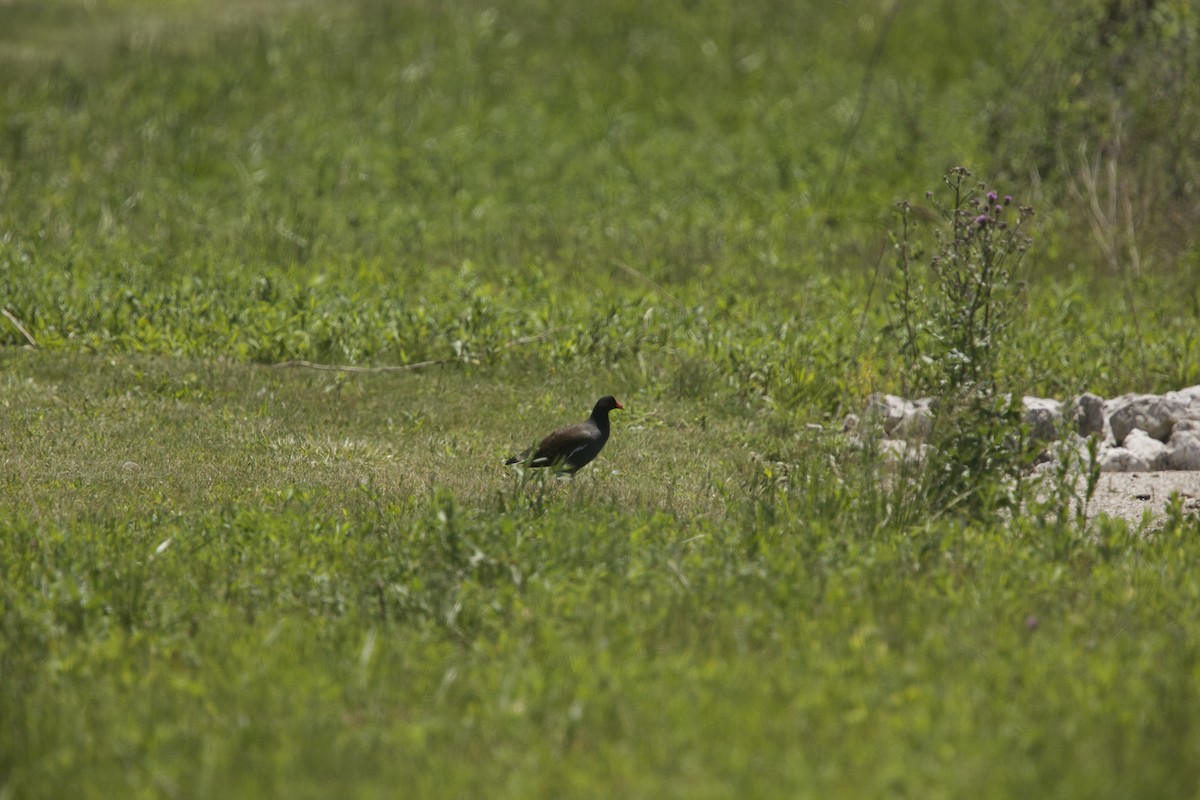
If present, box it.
[3,349,1200,798]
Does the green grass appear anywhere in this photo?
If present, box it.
[5,351,1200,799]
[5,351,1200,798]
[4,0,1200,797]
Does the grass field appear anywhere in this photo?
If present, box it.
[4,0,1200,797]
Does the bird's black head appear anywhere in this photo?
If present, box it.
[592,395,625,416]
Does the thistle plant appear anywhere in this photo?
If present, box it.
[890,167,1036,516]
[893,167,1034,397]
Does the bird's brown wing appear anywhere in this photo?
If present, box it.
[528,422,600,468]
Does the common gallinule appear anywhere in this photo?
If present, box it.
[505,395,624,473]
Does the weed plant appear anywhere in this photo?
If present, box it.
[893,168,1034,398]
[889,168,1040,517]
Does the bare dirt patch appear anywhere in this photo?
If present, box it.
[1090,471,1200,524]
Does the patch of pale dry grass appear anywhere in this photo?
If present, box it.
[1,351,749,523]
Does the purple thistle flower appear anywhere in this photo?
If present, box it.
[975,214,989,227]
[987,191,998,203]
[1004,195,1012,206]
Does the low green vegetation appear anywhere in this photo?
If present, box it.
[5,352,1200,798]
[3,0,1200,797]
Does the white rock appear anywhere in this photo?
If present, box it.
[1102,394,1132,443]
[1023,396,1063,442]
[1108,393,1190,445]
[1046,433,1097,464]
[896,398,933,441]
[1165,385,1200,422]
[866,393,907,436]
[859,386,1200,472]
[866,394,932,441]
[1100,447,1150,473]
[1124,428,1168,469]
[1070,392,1106,438]
[1165,420,1200,470]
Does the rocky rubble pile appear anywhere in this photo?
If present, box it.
[855,386,1200,473]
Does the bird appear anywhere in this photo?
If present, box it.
[505,395,625,474]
